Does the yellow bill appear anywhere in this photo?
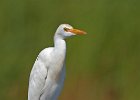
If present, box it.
[68,28,87,35]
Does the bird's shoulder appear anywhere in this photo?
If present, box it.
[39,47,54,55]
[29,47,54,78]
[37,47,54,61]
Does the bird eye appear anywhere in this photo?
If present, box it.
[64,27,69,32]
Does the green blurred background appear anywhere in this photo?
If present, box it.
[0,0,140,100]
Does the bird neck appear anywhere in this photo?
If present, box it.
[54,34,66,52]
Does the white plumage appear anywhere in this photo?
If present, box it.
[28,24,86,100]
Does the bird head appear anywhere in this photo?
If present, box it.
[55,24,86,39]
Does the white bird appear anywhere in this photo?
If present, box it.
[28,24,86,100]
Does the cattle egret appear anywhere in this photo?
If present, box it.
[28,24,86,100]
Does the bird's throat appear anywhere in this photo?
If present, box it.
[54,37,66,53]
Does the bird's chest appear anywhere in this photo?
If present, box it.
[48,52,66,82]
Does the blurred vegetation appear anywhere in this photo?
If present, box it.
[0,0,140,100]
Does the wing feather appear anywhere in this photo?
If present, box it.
[28,48,53,100]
